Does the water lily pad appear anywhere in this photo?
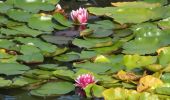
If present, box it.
[123,37,160,55]
[0,63,30,75]
[155,87,170,96]
[28,14,54,32]
[53,69,75,81]
[15,37,57,53]
[0,2,12,13]
[89,28,113,38]
[157,17,170,29]
[74,62,112,74]
[92,84,105,98]
[72,37,113,49]
[54,54,80,62]
[0,39,16,50]
[0,77,12,88]
[88,3,163,24]
[1,25,43,37]
[12,76,40,87]
[38,64,60,71]
[30,82,75,97]
[123,54,157,70]
[14,0,55,13]
[53,13,72,27]
[23,69,53,79]
[7,9,32,22]
[17,53,44,63]
[158,47,170,66]
[161,73,170,83]
[143,0,168,5]
[41,35,73,45]
[137,75,163,92]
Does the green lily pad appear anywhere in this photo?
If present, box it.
[28,14,54,32]
[74,62,112,74]
[17,53,44,63]
[0,77,12,88]
[38,64,59,71]
[53,13,72,27]
[143,0,168,5]
[72,37,113,49]
[23,69,53,79]
[88,3,163,24]
[92,84,105,98]
[88,20,114,30]
[0,63,30,75]
[12,76,40,87]
[54,54,80,62]
[0,2,12,13]
[0,39,16,50]
[131,23,163,38]
[0,15,8,25]
[30,82,75,97]
[157,17,170,29]
[161,73,170,83]
[123,37,160,55]
[1,25,43,37]
[123,54,157,70]
[155,87,170,96]
[41,35,73,45]
[14,0,55,13]
[53,69,75,81]
[15,37,57,53]
[7,9,32,22]
[158,47,170,66]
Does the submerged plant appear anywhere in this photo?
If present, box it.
[75,74,97,89]
[70,7,88,25]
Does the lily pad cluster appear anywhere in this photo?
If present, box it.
[0,0,170,99]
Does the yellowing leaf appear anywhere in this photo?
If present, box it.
[137,75,163,92]
[115,70,140,81]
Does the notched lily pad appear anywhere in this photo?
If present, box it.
[30,82,75,97]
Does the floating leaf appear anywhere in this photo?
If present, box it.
[7,9,32,22]
[0,63,30,75]
[53,13,72,27]
[30,82,75,97]
[161,73,170,83]
[72,37,113,49]
[53,69,75,81]
[14,0,55,13]
[92,84,105,98]
[1,25,43,37]
[0,2,12,13]
[41,35,73,45]
[0,77,12,88]
[74,62,112,74]
[28,14,54,32]
[15,37,57,53]
[158,47,170,66]
[123,54,157,70]
[155,87,170,96]
[157,17,170,29]
[54,54,80,62]
[17,53,44,63]
[137,75,163,92]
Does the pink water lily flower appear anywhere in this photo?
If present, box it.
[70,7,88,24]
[75,74,97,89]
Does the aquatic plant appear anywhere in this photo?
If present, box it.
[75,74,97,89]
[70,7,88,24]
